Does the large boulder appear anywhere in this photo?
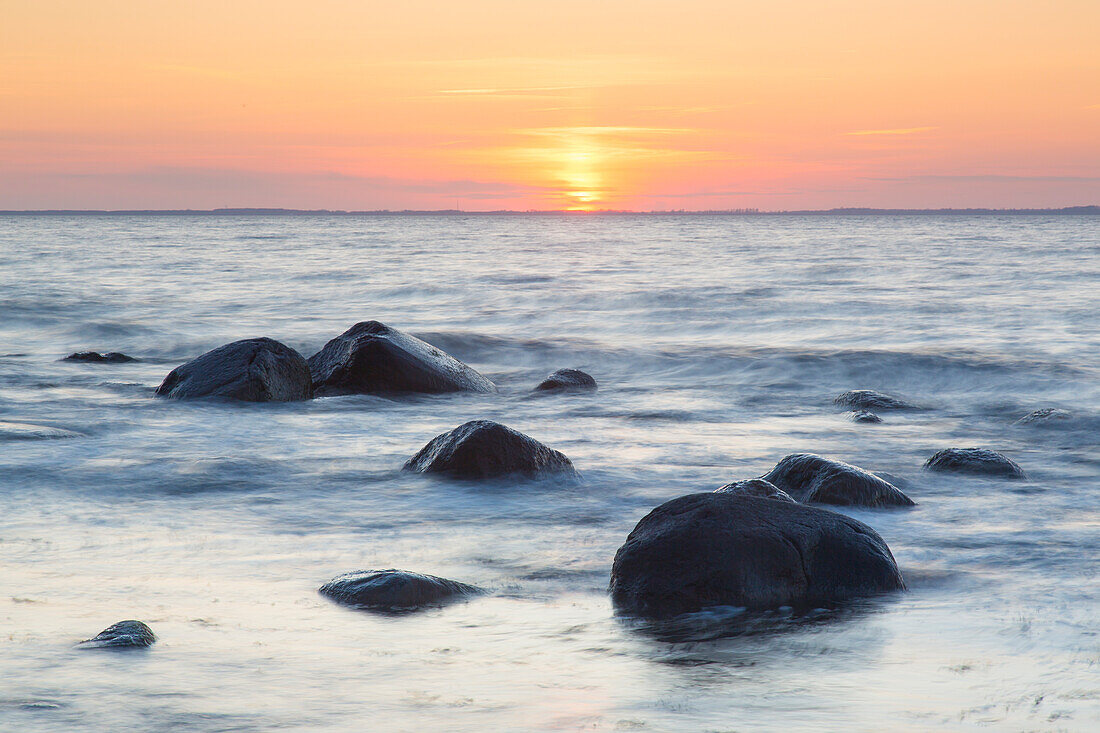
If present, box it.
[63,351,137,363]
[761,453,915,507]
[923,448,1025,479]
[609,493,906,618]
[834,390,917,410]
[155,338,312,402]
[308,321,495,396]
[403,419,576,480]
[535,368,597,392]
[714,478,795,502]
[319,569,482,611]
[77,620,156,649]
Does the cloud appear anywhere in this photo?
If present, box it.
[866,174,1100,183]
[845,126,938,136]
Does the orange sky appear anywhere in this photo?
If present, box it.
[2,0,1098,210]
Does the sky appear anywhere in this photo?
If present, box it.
[2,1,1099,211]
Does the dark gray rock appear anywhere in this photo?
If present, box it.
[308,321,495,396]
[319,569,482,611]
[762,453,915,507]
[609,492,906,618]
[63,351,137,363]
[834,390,917,410]
[77,620,156,649]
[714,478,795,502]
[846,410,883,424]
[155,338,312,402]
[535,368,597,392]
[403,420,576,480]
[1014,408,1071,425]
[923,448,1026,479]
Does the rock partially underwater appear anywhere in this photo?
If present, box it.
[761,453,915,507]
[403,419,576,480]
[0,421,82,441]
[535,368,597,392]
[155,338,312,402]
[1014,408,1071,426]
[63,351,137,363]
[714,478,795,502]
[923,448,1026,479]
[308,321,495,396]
[77,620,156,649]
[846,410,883,424]
[319,570,482,611]
[609,493,906,619]
[834,390,918,410]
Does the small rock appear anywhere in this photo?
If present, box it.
[535,368,597,392]
[155,337,312,402]
[319,569,482,611]
[609,493,906,618]
[714,478,795,502]
[63,351,137,363]
[923,448,1026,479]
[308,321,495,396]
[834,390,917,410]
[762,453,915,507]
[846,410,883,423]
[77,620,156,649]
[403,419,576,480]
[0,421,82,441]
[1014,408,1071,426]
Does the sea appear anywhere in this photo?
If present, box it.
[1,213,1098,731]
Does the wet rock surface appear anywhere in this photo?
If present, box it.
[155,338,312,402]
[762,453,915,507]
[0,421,82,440]
[924,448,1026,479]
[403,419,576,479]
[1014,408,1071,425]
[846,410,883,423]
[714,478,795,502]
[308,321,495,396]
[535,368,597,392]
[609,492,906,619]
[77,620,156,649]
[63,351,137,363]
[319,569,482,611]
[834,390,917,410]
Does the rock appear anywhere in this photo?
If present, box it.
[609,492,906,618]
[155,338,312,402]
[1014,408,1071,425]
[403,420,576,480]
[77,620,156,648]
[923,448,1026,479]
[714,478,795,502]
[846,410,883,423]
[63,351,137,363]
[308,321,495,396]
[834,390,917,410]
[0,421,82,441]
[535,368,597,392]
[761,453,915,507]
[319,569,482,611]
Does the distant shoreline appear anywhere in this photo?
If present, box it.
[1,206,1097,216]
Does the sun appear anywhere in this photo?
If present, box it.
[559,147,605,210]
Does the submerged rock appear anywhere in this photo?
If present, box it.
[535,368,597,392]
[846,410,883,424]
[834,390,917,410]
[155,338,312,402]
[63,351,137,363]
[609,493,906,619]
[762,453,915,507]
[0,421,82,441]
[319,569,482,611]
[1014,408,1071,426]
[714,478,795,502]
[923,448,1025,479]
[403,419,575,479]
[308,321,495,396]
[77,620,156,649]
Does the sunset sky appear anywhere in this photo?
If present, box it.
[3,1,1099,211]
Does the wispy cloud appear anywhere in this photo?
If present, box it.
[866,174,1100,183]
[845,126,938,136]
[437,85,592,97]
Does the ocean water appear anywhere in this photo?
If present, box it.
[1,213,1098,731]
